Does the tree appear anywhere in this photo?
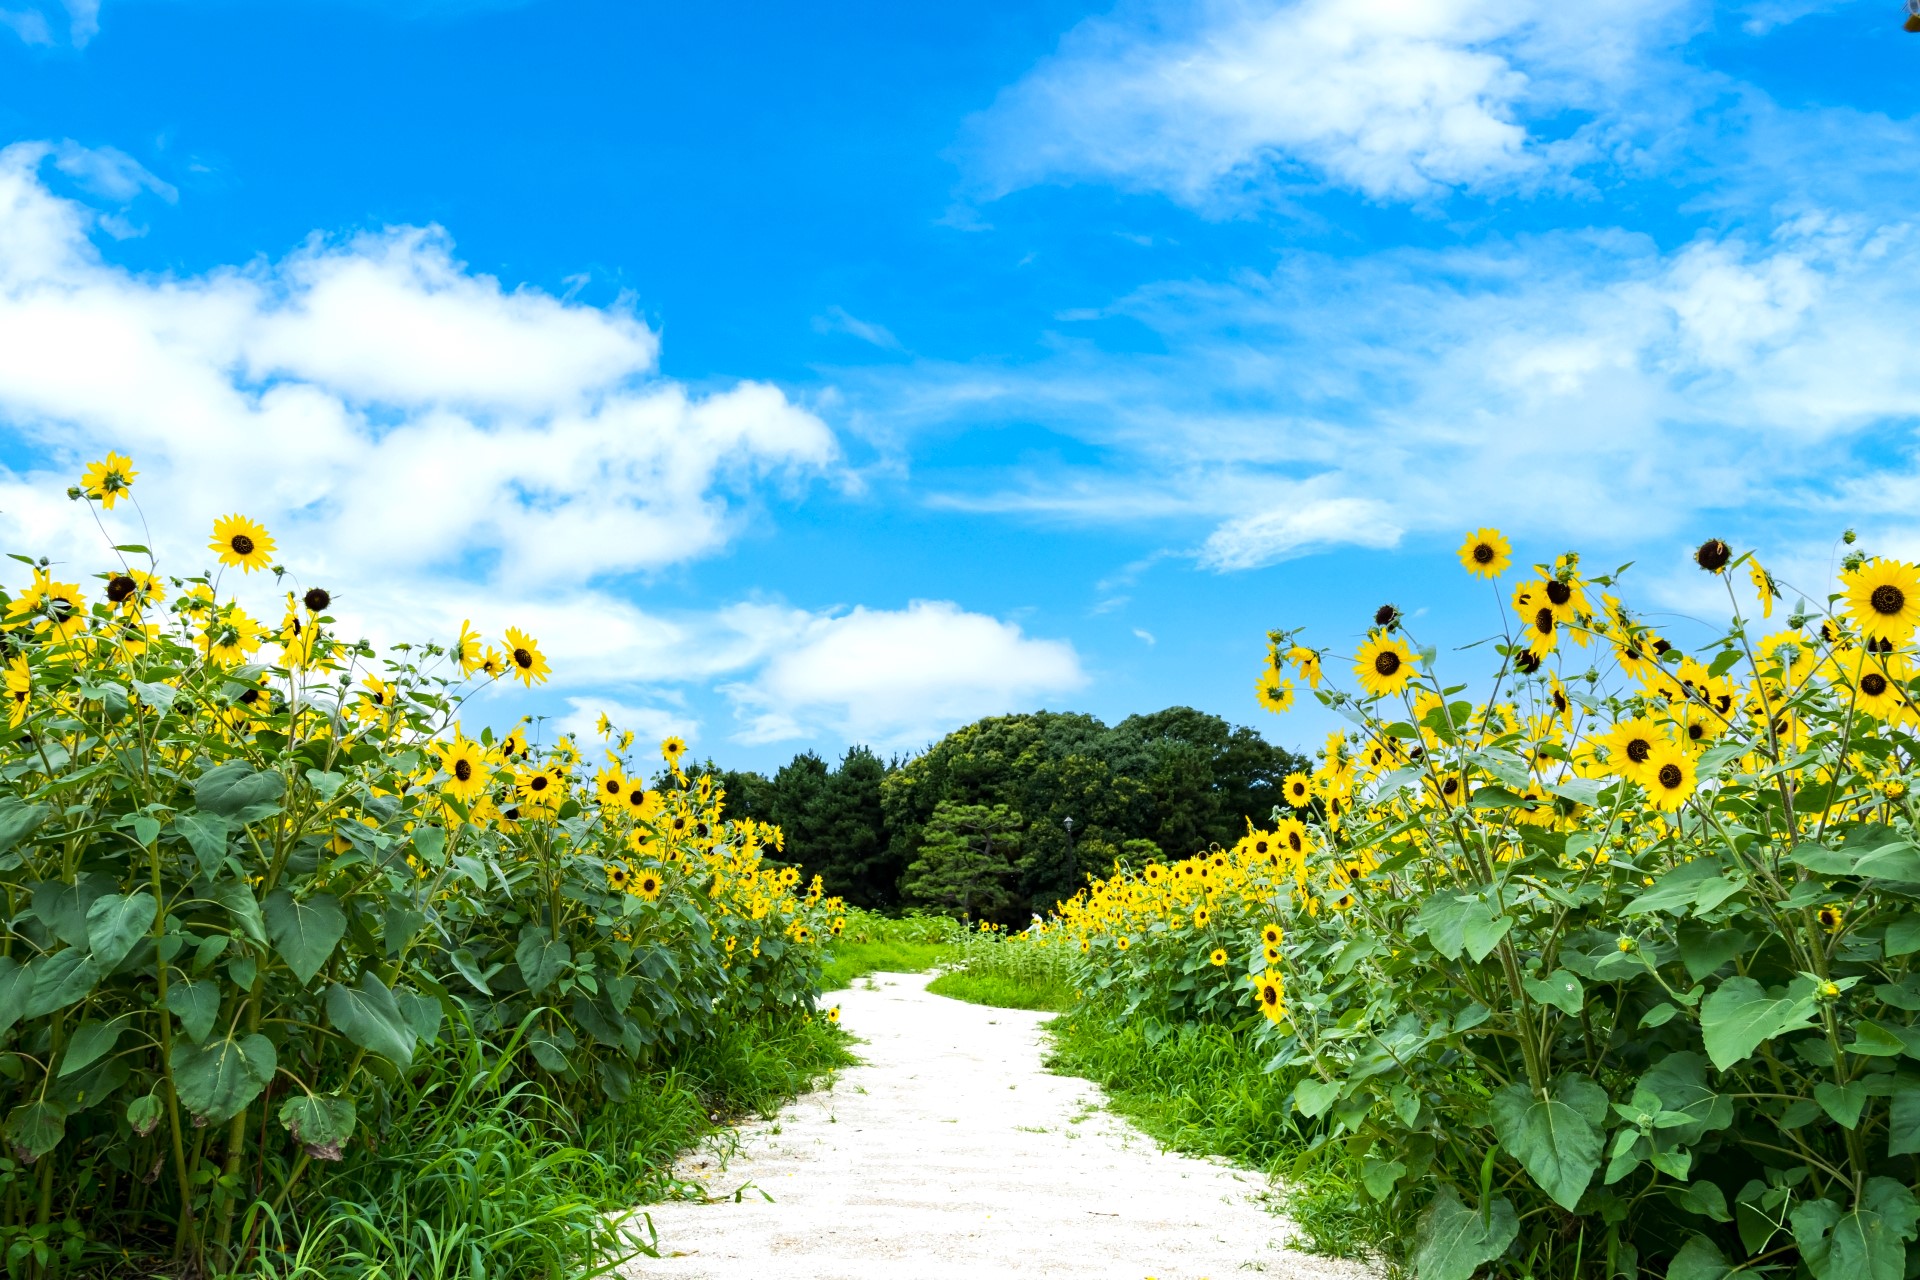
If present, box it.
[900,802,1022,921]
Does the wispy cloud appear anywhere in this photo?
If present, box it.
[812,305,903,351]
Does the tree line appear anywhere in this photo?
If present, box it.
[708,707,1309,925]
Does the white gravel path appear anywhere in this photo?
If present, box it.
[622,971,1375,1280]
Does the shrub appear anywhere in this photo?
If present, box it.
[1039,533,1920,1280]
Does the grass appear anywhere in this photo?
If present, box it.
[225,1010,852,1280]
[1044,1008,1402,1267]
[924,969,1074,1011]
[820,909,965,990]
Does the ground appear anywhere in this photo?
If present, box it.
[623,971,1376,1280]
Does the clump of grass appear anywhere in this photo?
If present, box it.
[820,909,965,988]
[1044,1010,1402,1267]
[924,970,1073,1011]
[920,921,1077,1010]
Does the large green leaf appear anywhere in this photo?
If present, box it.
[277,1094,356,1161]
[1417,893,1506,962]
[21,950,102,1019]
[1815,1080,1867,1129]
[515,925,570,997]
[171,1034,277,1124]
[1828,1210,1904,1280]
[1490,1075,1606,1211]
[57,1018,123,1078]
[85,891,155,971]
[1412,1186,1518,1280]
[1626,859,1733,916]
[1888,1079,1920,1157]
[32,875,114,949]
[172,812,230,880]
[194,761,285,825]
[0,798,48,857]
[3,1101,65,1162]
[1637,1053,1734,1144]
[166,978,220,1045]
[1699,977,1817,1070]
[1523,969,1585,1016]
[1667,1234,1732,1280]
[0,956,28,1036]
[262,889,344,985]
[326,970,416,1066]
[210,878,267,947]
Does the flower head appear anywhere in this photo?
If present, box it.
[502,627,550,687]
[210,515,275,573]
[1458,528,1511,579]
[1842,558,1920,644]
[81,452,137,510]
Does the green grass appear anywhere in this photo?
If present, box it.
[1044,1009,1401,1266]
[820,938,954,989]
[924,969,1075,1011]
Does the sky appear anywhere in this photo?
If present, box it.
[0,0,1915,771]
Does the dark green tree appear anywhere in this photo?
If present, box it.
[900,801,1023,921]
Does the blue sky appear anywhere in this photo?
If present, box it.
[0,0,1915,769]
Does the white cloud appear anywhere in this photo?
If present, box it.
[963,0,1695,206]
[1201,495,1402,570]
[554,697,702,752]
[0,9,52,43]
[723,601,1088,747]
[812,305,903,351]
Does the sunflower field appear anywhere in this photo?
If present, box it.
[1036,529,1920,1280]
[0,456,844,1276]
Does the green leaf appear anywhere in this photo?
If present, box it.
[1626,859,1733,916]
[170,1034,276,1124]
[1848,1022,1908,1057]
[166,978,220,1045]
[277,1094,356,1161]
[84,891,154,971]
[172,812,230,880]
[194,761,285,825]
[1677,926,1748,982]
[1293,1077,1341,1118]
[325,970,416,1066]
[1666,1234,1732,1280]
[1699,976,1818,1070]
[1815,1080,1868,1129]
[1866,1179,1920,1243]
[1888,1079,1920,1157]
[0,956,29,1036]
[262,890,344,985]
[1490,1075,1606,1211]
[395,990,442,1045]
[515,926,570,997]
[33,876,112,949]
[1829,1210,1904,1280]
[448,947,492,995]
[57,1018,122,1078]
[1675,1181,1733,1223]
[1793,1199,1842,1277]
[1412,1187,1519,1280]
[1524,970,1585,1016]
[303,769,347,801]
[0,799,48,856]
[126,1093,162,1137]
[1886,917,1920,958]
[21,950,101,1019]
[211,878,267,947]
[1417,893,1505,962]
[2,1101,65,1163]
[1361,1157,1406,1201]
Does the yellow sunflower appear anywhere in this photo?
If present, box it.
[451,619,486,676]
[516,767,562,812]
[1256,670,1294,713]
[593,766,628,806]
[199,606,265,667]
[634,869,664,901]
[1353,632,1417,698]
[438,734,491,802]
[502,627,550,687]
[1600,717,1668,783]
[1844,651,1910,722]
[6,572,87,644]
[1458,527,1511,579]
[826,1006,841,1025]
[660,735,688,769]
[1251,970,1287,1024]
[5,656,30,727]
[105,568,161,613]
[1643,741,1697,813]
[1285,645,1323,689]
[1842,558,1920,644]
[1260,923,1283,947]
[1748,559,1776,618]
[209,514,275,573]
[1282,772,1312,807]
[1208,947,1228,968]
[80,452,138,509]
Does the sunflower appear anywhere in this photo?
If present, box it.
[1256,670,1294,713]
[210,514,275,573]
[1274,816,1310,860]
[606,863,632,892]
[1600,717,1668,783]
[1523,604,1559,658]
[1817,905,1844,934]
[1251,971,1287,1024]
[1694,538,1732,574]
[516,768,562,812]
[1844,652,1910,722]
[438,734,490,802]
[200,606,265,667]
[1643,741,1697,813]
[660,735,688,769]
[594,767,628,806]
[1114,936,1130,952]
[826,1006,841,1025]
[80,452,138,509]
[502,627,550,687]
[1842,558,1920,644]
[1262,942,1283,964]
[1748,559,1777,619]
[4,656,29,728]
[1208,947,1228,967]
[624,784,658,818]
[1458,528,1511,579]
[634,869,663,901]
[1260,923,1283,947]
[1354,633,1417,699]
[451,620,486,676]
[6,572,87,644]
[1286,646,1323,689]
[1282,772,1312,807]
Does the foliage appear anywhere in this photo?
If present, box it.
[900,802,1024,921]
[1034,532,1920,1280]
[0,462,842,1274]
[818,909,963,990]
[924,919,1076,1011]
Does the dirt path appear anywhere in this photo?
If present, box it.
[622,972,1373,1280]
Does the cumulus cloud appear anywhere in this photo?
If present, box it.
[962,0,1696,207]
[722,601,1088,747]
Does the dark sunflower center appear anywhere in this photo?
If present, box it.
[454,759,472,782]
[529,774,549,791]
[1262,986,1278,1006]
[239,689,260,705]
[1695,539,1731,572]
[1287,832,1302,851]
[1626,737,1652,763]
[1534,607,1554,635]
[1871,584,1906,616]
[1374,604,1398,627]
[106,575,136,603]
[1553,691,1568,713]
[1687,722,1704,740]
[1373,650,1401,677]
[1862,672,1889,697]
[1516,651,1541,673]
[304,587,331,612]
[1657,762,1683,789]
[513,647,533,669]
[230,534,255,556]
[1443,777,1460,795]
[1472,542,1494,564]
[605,779,621,794]
[1545,581,1571,606]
